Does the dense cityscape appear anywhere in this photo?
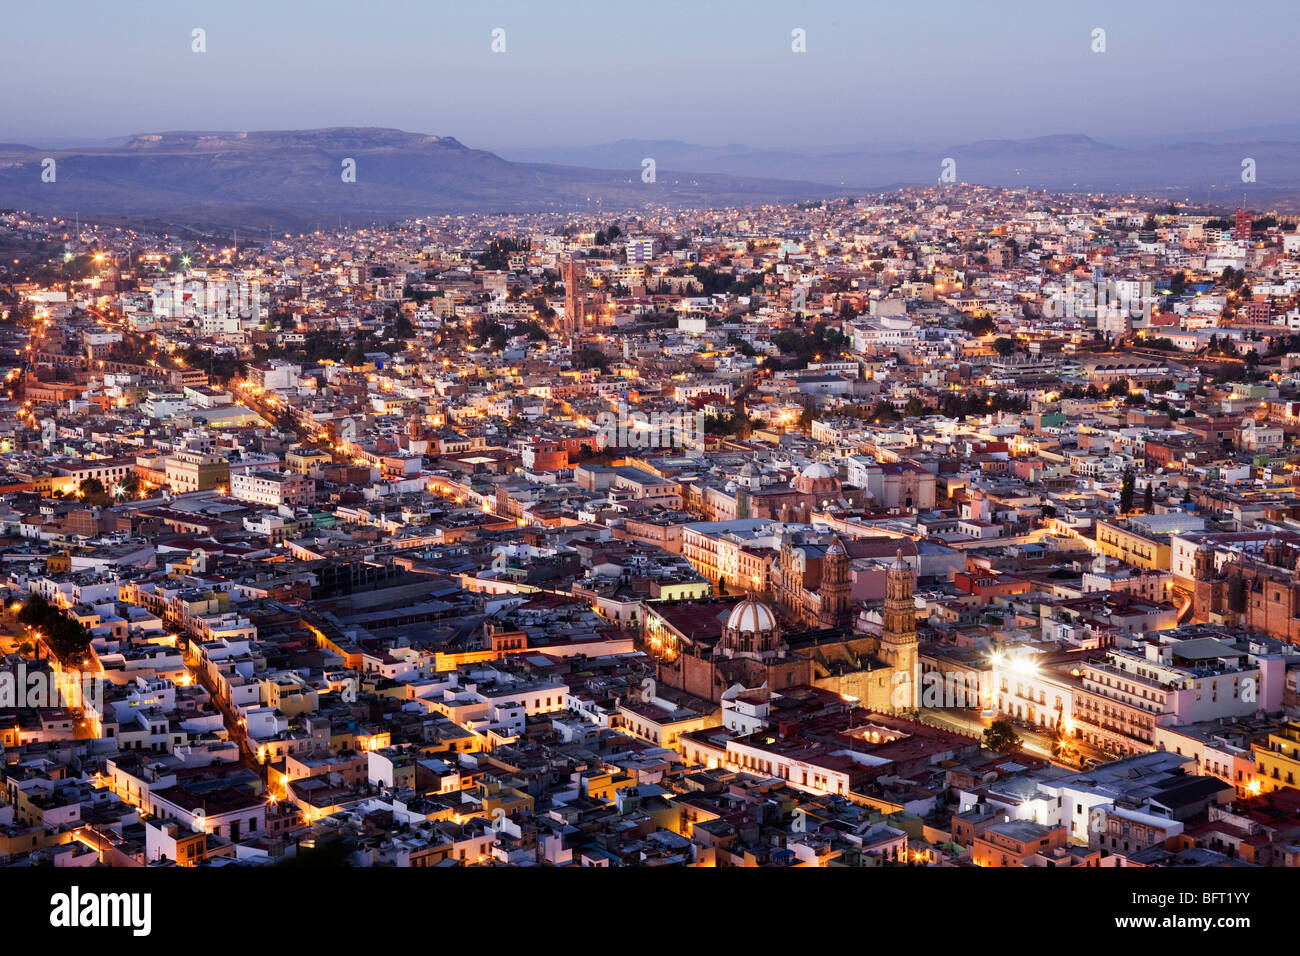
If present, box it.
[1,184,1299,873]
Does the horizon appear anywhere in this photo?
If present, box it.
[11,124,1300,155]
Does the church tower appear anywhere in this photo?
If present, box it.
[1191,546,1218,623]
[818,537,851,629]
[879,550,918,708]
[563,256,585,336]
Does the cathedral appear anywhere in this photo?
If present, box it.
[651,551,920,710]
[771,530,852,630]
[770,529,919,632]
[1192,539,1300,643]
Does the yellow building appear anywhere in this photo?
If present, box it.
[0,823,66,857]
[286,449,331,475]
[163,450,230,494]
[479,781,533,819]
[617,698,721,752]
[264,675,319,717]
[1252,721,1300,793]
[579,769,637,805]
[655,579,713,602]
[1094,519,1170,571]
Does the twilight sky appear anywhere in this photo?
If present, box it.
[1,0,1295,150]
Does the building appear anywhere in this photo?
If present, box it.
[563,257,586,335]
[164,450,230,494]
[230,470,316,508]
[877,552,919,710]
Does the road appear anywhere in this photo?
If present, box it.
[181,640,265,779]
[0,620,25,656]
[235,381,333,449]
[920,708,1113,768]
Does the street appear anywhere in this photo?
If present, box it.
[918,708,1113,769]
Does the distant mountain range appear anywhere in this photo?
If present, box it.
[2,125,1299,234]
[0,128,852,234]
[495,132,1300,202]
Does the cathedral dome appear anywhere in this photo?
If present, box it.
[792,461,842,495]
[726,597,777,634]
[801,462,836,480]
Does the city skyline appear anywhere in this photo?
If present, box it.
[0,0,1291,925]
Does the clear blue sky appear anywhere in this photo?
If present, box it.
[1,0,1294,148]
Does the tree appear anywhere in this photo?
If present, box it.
[476,237,528,271]
[869,400,899,424]
[983,719,1022,754]
[992,337,1016,357]
[78,478,109,506]
[572,348,608,372]
[388,313,414,339]
[17,592,91,664]
[512,319,549,342]
[1142,482,1153,513]
[1119,468,1135,514]
[117,472,140,499]
[773,330,803,355]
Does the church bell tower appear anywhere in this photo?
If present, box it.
[879,550,918,708]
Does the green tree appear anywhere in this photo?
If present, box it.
[78,478,109,506]
[869,400,899,424]
[17,592,91,663]
[992,337,1016,357]
[1119,468,1135,514]
[983,719,1022,754]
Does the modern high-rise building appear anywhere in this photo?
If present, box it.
[626,236,656,263]
[1234,207,1252,241]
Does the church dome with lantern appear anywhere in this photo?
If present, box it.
[726,596,777,634]
[792,461,842,496]
[719,596,783,660]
